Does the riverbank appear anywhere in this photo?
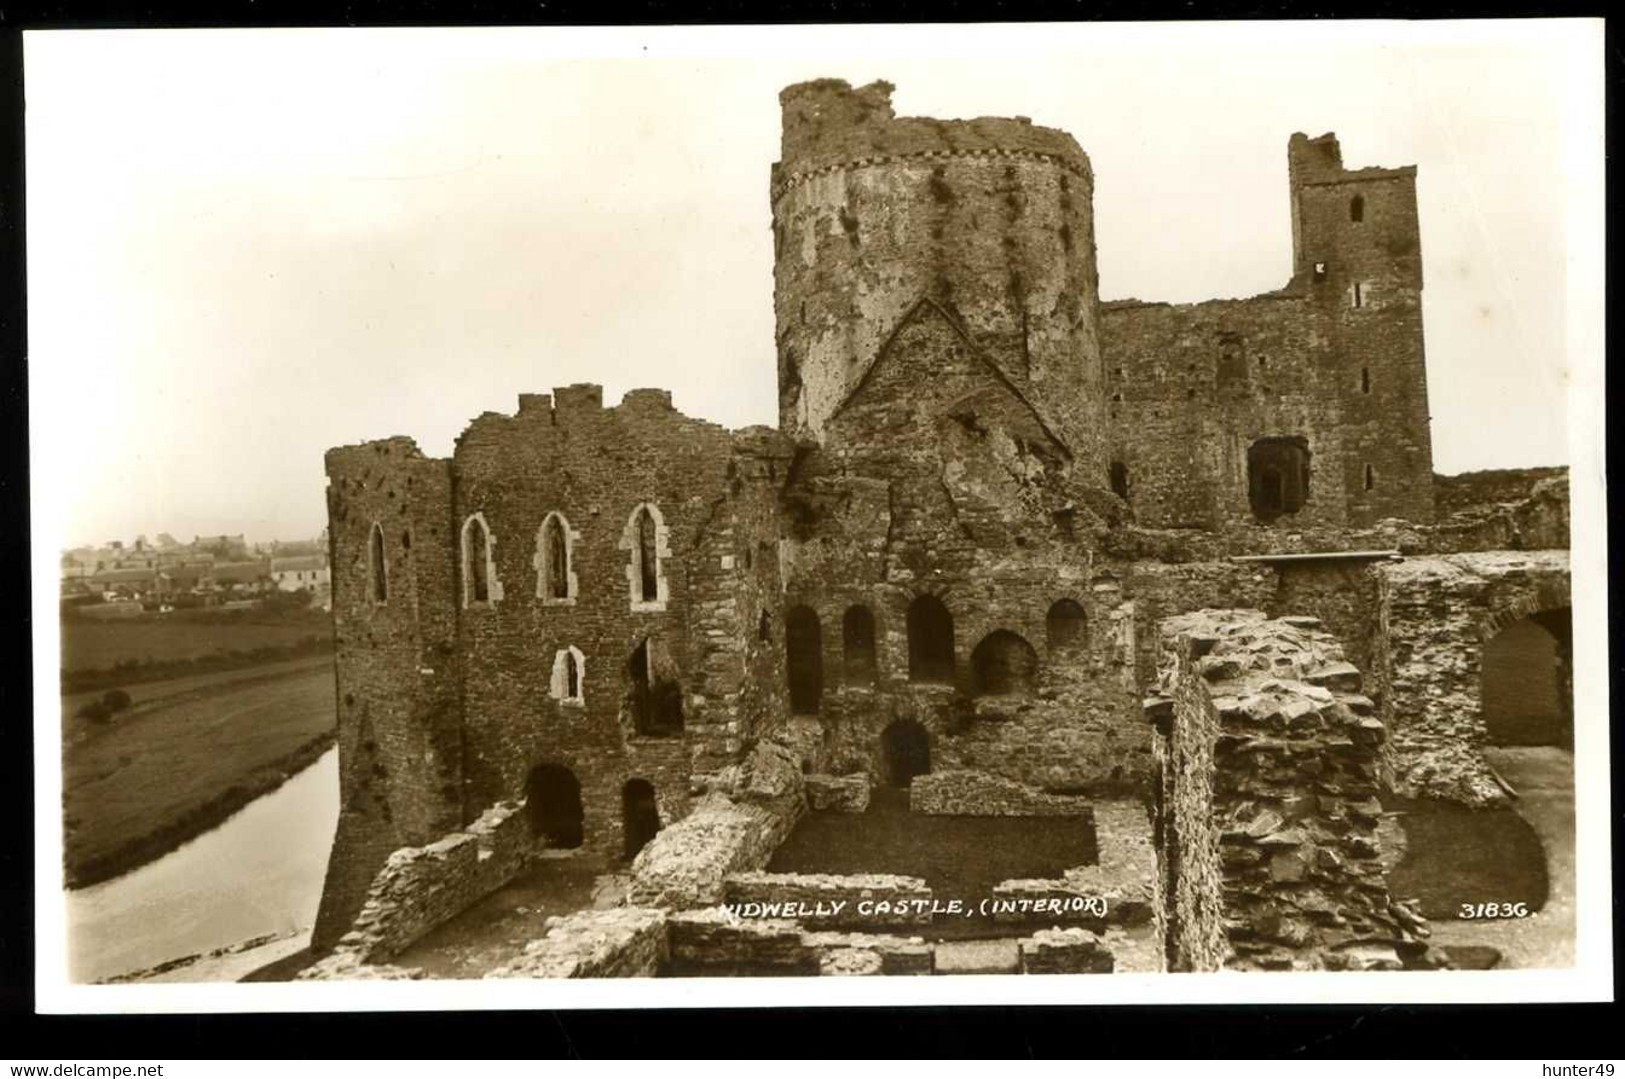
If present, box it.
[62,657,338,888]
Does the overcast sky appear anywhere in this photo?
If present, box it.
[26,22,1603,548]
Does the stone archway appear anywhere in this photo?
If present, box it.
[524,763,584,849]
[1481,607,1573,750]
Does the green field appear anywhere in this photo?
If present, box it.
[61,612,331,674]
[61,658,338,887]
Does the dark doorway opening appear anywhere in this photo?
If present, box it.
[907,594,955,684]
[881,719,931,788]
[1481,608,1573,749]
[970,630,1039,696]
[628,637,684,737]
[525,763,583,849]
[785,604,824,715]
[621,778,660,861]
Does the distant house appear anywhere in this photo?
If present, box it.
[271,554,330,593]
[211,559,272,595]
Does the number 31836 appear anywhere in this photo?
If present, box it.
[1459,901,1531,919]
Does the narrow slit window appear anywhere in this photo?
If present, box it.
[1361,367,1371,394]
[1350,194,1365,223]
[1352,282,1364,309]
[1365,464,1375,491]
[368,523,387,602]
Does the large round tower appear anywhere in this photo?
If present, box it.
[770,78,1107,472]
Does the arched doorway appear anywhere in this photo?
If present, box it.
[621,779,660,861]
[881,719,931,789]
[785,604,824,715]
[524,763,584,849]
[970,630,1039,696]
[1481,608,1573,749]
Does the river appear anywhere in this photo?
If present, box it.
[63,746,339,984]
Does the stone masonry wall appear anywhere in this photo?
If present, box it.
[450,387,770,861]
[1151,609,1428,971]
[484,908,669,979]
[315,436,465,951]
[303,801,536,976]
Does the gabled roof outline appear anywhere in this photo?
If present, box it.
[828,295,1074,462]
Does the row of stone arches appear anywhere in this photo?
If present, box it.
[523,764,662,860]
[782,595,1089,713]
[442,502,670,612]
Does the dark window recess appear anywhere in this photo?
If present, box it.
[465,518,490,603]
[906,594,956,684]
[525,764,583,849]
[785,605,824,715]
[1365,464,1375,491]
[881,719,931,789]
[758,610,771,643]
[634,507,659,601]
[545,517,569,598]
[628,637,684,737]
[1352,282,1364,308]
[564,650,580,698]
[842,605,878,687]
[1247,437,1312,521]
[369,524,387,602]
[621,779,661,861]
[1350,194,1365,222]
[970,630,1039,697]
[1109,461,1130,501]
[1046,599,1088,650]
[1361,366,1371,394]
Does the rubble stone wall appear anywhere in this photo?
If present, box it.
[910,769,1095,816]
[307,801,536,971]
[1372,551,1571,805]
[484,908,669,979]
[1151,609,1426,971]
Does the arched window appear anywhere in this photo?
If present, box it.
[842,605,877,687]
[368,523,387,602]
[551,646,586,706]
[536,512,577,604]
[785,605,824,715]
[621,503,668,611]
[1046,599,1087,650]
[970,630,1039,697]
[1109,461,1130,501]
[907,594,955,684]
[461,513,500,606]
[627,636,683,737]
[1350,194,1365,223]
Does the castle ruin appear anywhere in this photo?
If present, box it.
[306,80,1571,977]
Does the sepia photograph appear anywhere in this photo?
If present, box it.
[26,20,1607,1009]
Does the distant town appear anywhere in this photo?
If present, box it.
[60,530,332,613]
